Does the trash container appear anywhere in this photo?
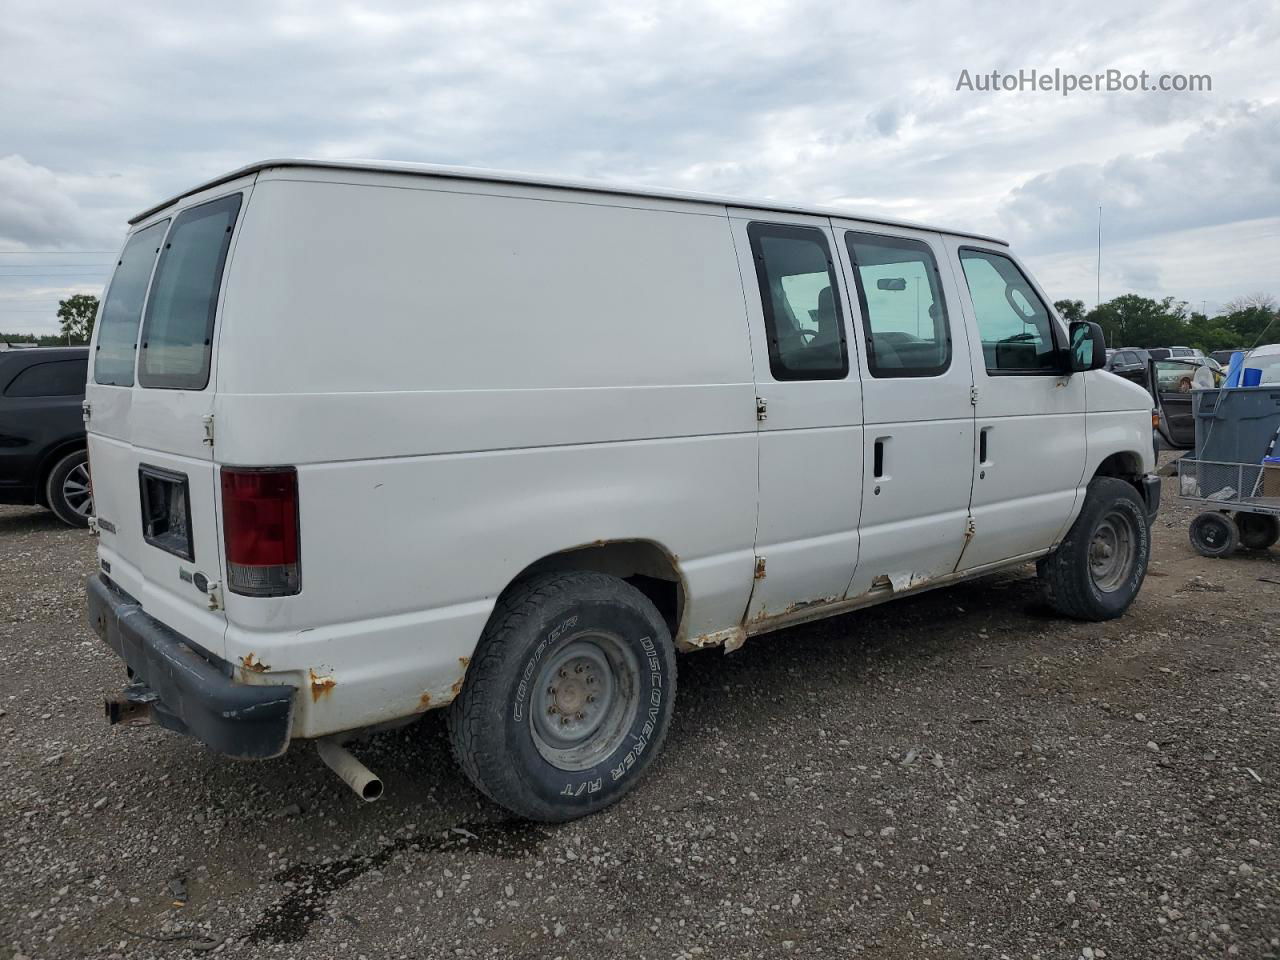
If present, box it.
[1192,386,1280,463]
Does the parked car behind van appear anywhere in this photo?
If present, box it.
[0,346,92,525]
[85,160,1159,821]
[1105,347,1153,376]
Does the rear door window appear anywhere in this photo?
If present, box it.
[94,220,168,386]
[138,194,242,390]
[4,358,88,397]
[746,222,848,381]
[845,232,951,377]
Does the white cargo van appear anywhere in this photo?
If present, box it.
[85,159,1159,820]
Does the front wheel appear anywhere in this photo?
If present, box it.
[1038,476,1151,621]
[447,572,676,822]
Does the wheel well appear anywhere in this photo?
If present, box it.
[1093,451,1143,492]
[35,439,87,507]
[513,540,685,639]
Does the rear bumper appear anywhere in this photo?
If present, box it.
[86,573,295,759]
[1141,473,1162,523]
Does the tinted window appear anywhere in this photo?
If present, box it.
[139,194,242,390]
[959,249,1061,374]
[94,220,168,386]
[747,223,847,381]
[845,232,951,377]
[4,358,88,397]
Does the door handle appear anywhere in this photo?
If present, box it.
[979,427,991,465]
[873,438,887,479]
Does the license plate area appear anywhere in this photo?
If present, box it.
[138,465,194,562]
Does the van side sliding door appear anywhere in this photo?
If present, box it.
[727,210,864,622]
[830,223,977,598]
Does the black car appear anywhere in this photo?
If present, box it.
[1105,347,1153,375]
[0,346,92,525]
[1210,347,1248,366]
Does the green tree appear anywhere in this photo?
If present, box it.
[1085,295,1186,348]
[56,293,99,344]
[1054,299,1086,324]
[1220,294,1277,347]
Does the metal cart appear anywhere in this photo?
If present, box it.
[1177,458,1280,556]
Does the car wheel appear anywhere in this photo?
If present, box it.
[1188,511,1238,558]
[1235,512,1279,551]
[45,449,93,528]
[1037,476,1151,621]
[447,571,676,822]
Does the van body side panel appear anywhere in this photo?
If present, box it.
[214,176,758,737]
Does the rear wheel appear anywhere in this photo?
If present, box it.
[1236,512,1279,551]
[1189,511,1238,557]
[447,572,676,822]
[45,449,92,528]
[1038,476,1150,621]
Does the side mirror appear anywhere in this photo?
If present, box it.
[1069,320,1107,372]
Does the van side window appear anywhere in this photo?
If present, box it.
[94,220,168,387]
[845,232,951,378]
[959,248,1062,374]
[747,223,848,381]
[138,193,242,390]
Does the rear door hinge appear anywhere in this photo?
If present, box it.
[754,556,767,579]
[969,386,979,406]
[81,400,91,423]
[202,414,215,447]
[206,581,223,611]
[964,516,977,542]
[755,397,768,422]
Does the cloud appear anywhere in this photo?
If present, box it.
[999,101,1280,255]
[0,0,1278,333]
[0,155,103,249]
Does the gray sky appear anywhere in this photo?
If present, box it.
[1,0,1277,335]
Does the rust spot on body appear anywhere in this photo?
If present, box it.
[418,691,433,710]
[458,656,470,669]
[308,669,336,702]
[240,652,269,673]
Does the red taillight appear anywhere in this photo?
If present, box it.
[220,467,300,596]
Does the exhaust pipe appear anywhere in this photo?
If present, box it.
[317,739,383,802]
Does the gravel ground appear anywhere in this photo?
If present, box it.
[3,456,1280,960]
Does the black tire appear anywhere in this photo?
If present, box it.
[1189,511,1239,558]
[1235,512,1279,551]
[44,448,92,528]
[1037,476,1151,621]
[447,572,677,822]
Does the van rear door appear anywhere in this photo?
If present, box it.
[87,188,249,657]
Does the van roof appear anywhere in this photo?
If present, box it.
[129,158,1010,246]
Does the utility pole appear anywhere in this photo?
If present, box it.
[1096,205,1102,309]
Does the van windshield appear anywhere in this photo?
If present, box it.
[94,220,168,386]
[138,193,241,390]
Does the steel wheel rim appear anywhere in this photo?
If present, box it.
[1089,510,1136,592]
[530,634,640,772]
[1199,517,1227,549]
[62,462,93,518]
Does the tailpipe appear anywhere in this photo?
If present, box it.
[316,739,383,802]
